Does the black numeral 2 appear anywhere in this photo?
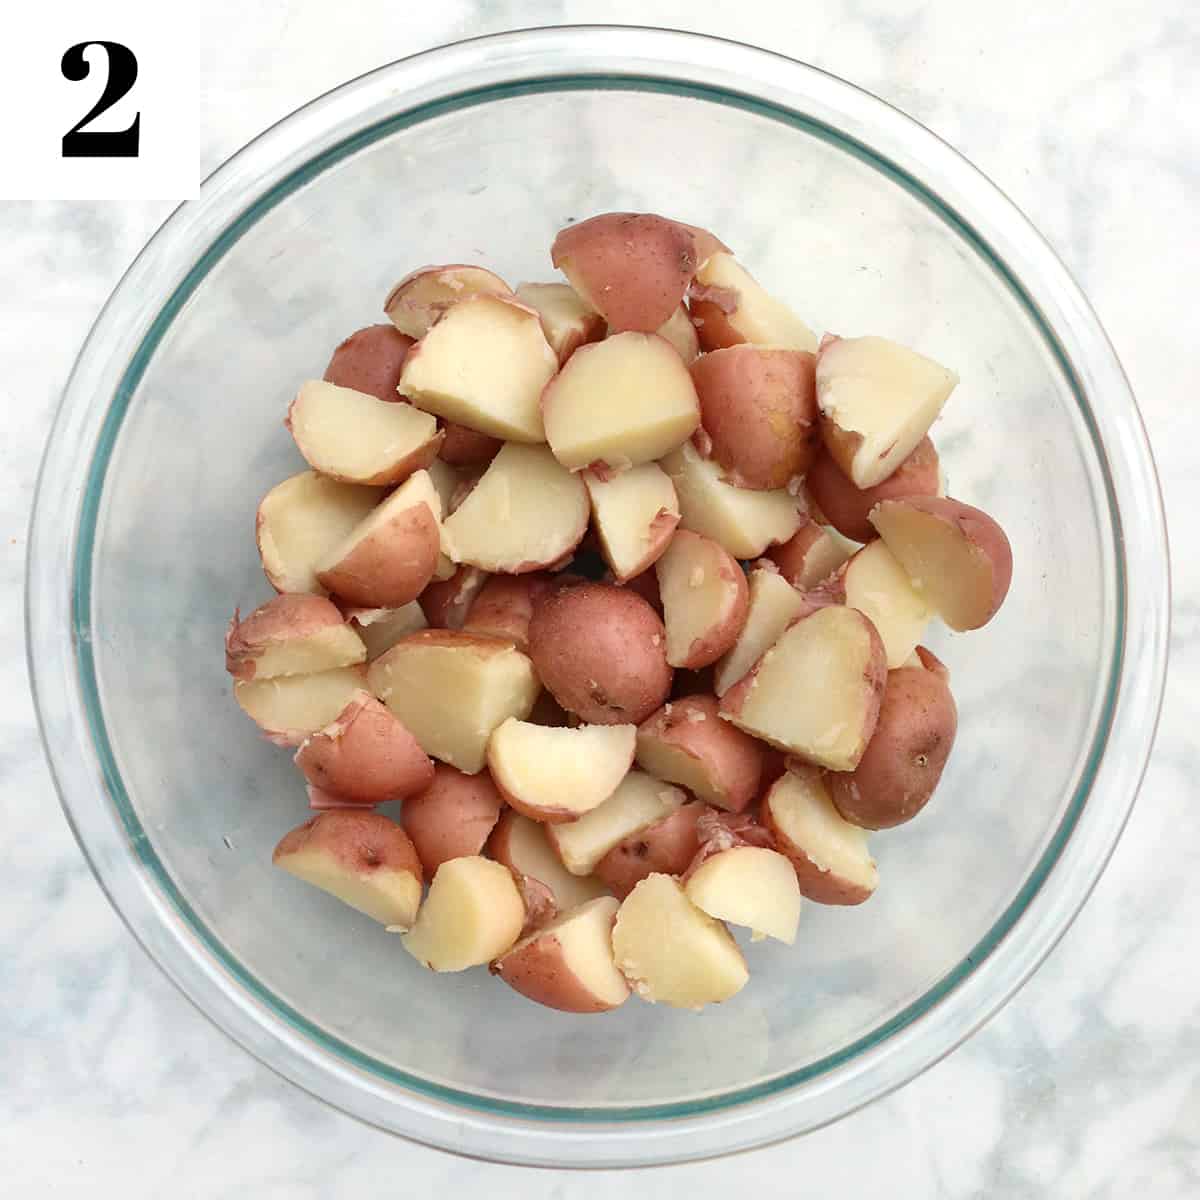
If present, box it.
[61,41,140,158]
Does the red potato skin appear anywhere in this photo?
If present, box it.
[690,346,819,489]
[592,801,708,899]
[687,283,747,353]
[914,645,950,680]
[224,594,347,681]
[527,583,673,725]
[512,873,559,937]
[485,807,528,872]
[419,565,490,630]
[323,324,415,403]
[316,502,440,608]
[294,692,434,805]
[806,439,940,543]
[829,666,958,830]
[273,809,423,885]
[440,422,502,466]
[489,915,622,1013]
[765,519,839,589]
[636,695,764,813]
[399,764,504,874]
[462,574,553,651]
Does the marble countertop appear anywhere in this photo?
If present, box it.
[3,1,1194,1195]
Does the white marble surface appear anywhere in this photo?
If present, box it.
[3,1,1195,1194]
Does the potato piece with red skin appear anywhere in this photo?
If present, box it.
[584,463,680,584]
[294,691,432,805]
[491,896,628,1013]
[384,264,513,338]
[527,582,673,725]
[440,422,502,466]
[656,305,700,363]
[683,846,801,944]
[550,213,726,333]
[316,470,442,608]
[273,809,423,927]
[805,439,940,543]
[592,801,707,899]
[763,765,878,905]
[914,644,950,680]
[225,594,365,681]
[766,518,857,589]
[399,763,503,874]
[720,605,887,771]
[635,696,763,813]
[869,497,1013,631]
[691,346,819,489]
[713,568,806,697]
[656,530,749,669]
[234,665,369,747]
[323,323,414,403]
[487,810,610,909]
[688,253,817,353]
[462,574,553,651]
[829,664,957,829]
[419,565,490,630]
[515,281,606,364]
[831,539,931,669]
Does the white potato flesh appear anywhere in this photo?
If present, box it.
[487,719,636,821]
[443,443,588,572]
[384,265,513,338]
[547,770,685,875]
[694,253,817,352]
[345,603,428,660]
[398,294,557,442]
[841,539,931,668]
[257,471,383,594]
[514,281,603,362]
[367,634,539,773]
[585,463,680,582]
[234,666,367,745]
[655,530,746,668]
[288,381,440,484]
[684,847,801,944]
[243,625,365,680]
[661,441,802,559]
[714,569,806,696]
[274,845,421,928]
[425,457,461,513]
[817,336,957,488]
[490,812,611,908]
[401,856,525,971]
[656,305,700,363]
[543,332,701,471]
[612,873,748,1009]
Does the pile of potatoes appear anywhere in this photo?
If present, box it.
[225,212,1013,1014]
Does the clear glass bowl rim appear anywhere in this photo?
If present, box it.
[26,26,1170,1168]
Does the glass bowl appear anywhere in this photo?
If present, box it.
[27,27,1169,1168]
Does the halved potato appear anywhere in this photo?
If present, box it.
[837,539,931,668]
[225,594,365,681]
[515,281,606,363]
[384,264,513,338]
[419,564,491,630]
[688,253,817,352]
[462,574,553,651]
[323,323,414,403]
[683,847,801,944]
[713,568,807,696]
[592,801,707,899]
[584,463,680,583]
[655,529,749,669]
[766,519,857,589]
[487,810,611,909]
[400,764,504,874]
[234,665,368,747]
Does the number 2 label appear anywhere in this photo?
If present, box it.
[61,41,140,158]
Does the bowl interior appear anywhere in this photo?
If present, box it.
[83,81,1116,1114]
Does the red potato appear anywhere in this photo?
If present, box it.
[713,568,806,696]
[550,212,726,333]
[294,692,433,805]
[401,855,525,971]
[527,583,673,725]
[691,346,819,489]
[514,281,606,364]
[542,332,701,472]
[829,664,958,829]
[688,253,817,353]
[914,644,951,680]
[835,539,931,668]
[273,809,423,928]
[584,463,680,583]
[683,846,802,944]
[305,784,379,811]
[656,305,701,363]
[400,764,504,874]
[869,497,1013,631]
[805,438,940,543]
[655,530,749,669]
[323,323,414,403]
[462,574,553,651]
[419,565,490,630]
[398,294,557,442]
[225,594,365,681]
[766,518,857,589]
[491,896,628,1013]
[661,440,803,559]
[234,665,368,747]
[546,770,686,876]
[257,471,384,595]
[720,605,887,771]
[611,873,748,1009]
[763,765,878,905]
[384,264,513,338]
[592,800,707,899]
[443,443,589,573]
[486,719,637,823]
[635,696,763,813]
[287,381,443,487]
[315,470,442,608]
[440,422,502,467]
[367,631,540,774]
[487,810,610,909]
[816,335,957,488]
[342,602,427,660]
